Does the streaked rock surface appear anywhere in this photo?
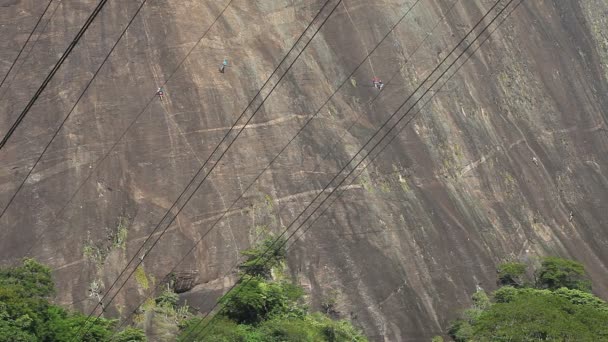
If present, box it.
[1,0,607,340]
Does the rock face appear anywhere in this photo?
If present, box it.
[1,0,608,340]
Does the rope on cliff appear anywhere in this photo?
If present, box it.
[0,0,110,151]
[0,0,55,92]
[0,0,63,104]
[111,0,434,336]
[284,0,527,253]
[74,0,340,339]
[184,0,522,339]
[0,0,149,225]
[12,0,241,268]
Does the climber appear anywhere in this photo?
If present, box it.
[219,58,228,73]
[372,76,383,90]
[372,76,380,87]
[156,87,164,99]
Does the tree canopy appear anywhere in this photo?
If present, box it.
[0,239,365,341]
[536,256,591,292]
[0,258,146,342]
[449,257,607,342]
[179,236,367,341]
[496,261,527,287]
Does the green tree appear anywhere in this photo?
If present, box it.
[496,261,527,287]
[114,327,148,341]
[255,316,322,341]
[552,287,608,310]
[178,237,366,341]
[256,314,366,342]
[0,258,54,297]
[0,259,146,341]
[155,285,180,308]
[220,276,305,325]
[450,257,607,341]
[537,257,591,292]
[473,289,608,341]
[178,317,253,342]
[46,310,115,342]
[447,290,489,342]
[239,236,287,279]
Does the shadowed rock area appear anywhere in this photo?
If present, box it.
[1,0,607,340]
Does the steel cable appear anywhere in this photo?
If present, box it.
[183,1,515,339]
[0,0,110,150]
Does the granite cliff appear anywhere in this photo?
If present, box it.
[1,0,607,340]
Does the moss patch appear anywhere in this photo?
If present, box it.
[135,265,150,290]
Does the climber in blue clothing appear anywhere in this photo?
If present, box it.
[219,59,228,73]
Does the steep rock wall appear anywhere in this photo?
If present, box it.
[1,0,607,340]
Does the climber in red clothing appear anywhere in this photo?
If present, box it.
[372,76,384,90]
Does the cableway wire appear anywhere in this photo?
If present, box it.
[59,0,462,313]
[0,1,63,104]
[13,0,443,264]
[0,0,110,150]
[295,0,464,182]
[0,0,55,91]
[190,0,515,337]
[65,0,239,337]
[0,0,150,223]
[299,0,461,184]
[183,0,513,339]
[26,0,459,304]
[110,0,428,333]
[72,0,340,340]
[286,0,525,252]
[12,0,237,264]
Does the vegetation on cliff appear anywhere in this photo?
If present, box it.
[0,237,364,341]
[448,257,608,341]
[0,258,145,341]
[178,236,367,341]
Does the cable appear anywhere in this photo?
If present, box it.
[0,0,149,222]
[14,0,451,263]
[0,0,54,91]
[185,1,513,339]
[45,0,463,315]
[72,0,340,340]
[110,0,428,333]
[87,0,338,329]
[12,0,237,264]
[0,0,109,150]
[0,1,63,104]
[302,0,462,181]
[66,0,240,338]
[57,0,448,314]
[193,0,515,336]
[286,0,526,252]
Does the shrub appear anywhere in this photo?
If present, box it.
[239,236,287,279]
[220,276,304,325]
[496,261,527,287]
[178,237,366,341]
[537,257,591,292]
[0,258,54,297]
[114,327,147,341]
[450,257,607,342]
[0,259,145,341]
